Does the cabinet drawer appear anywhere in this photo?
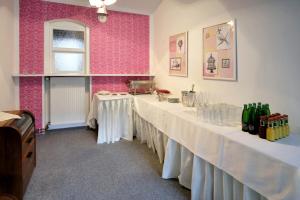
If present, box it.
[22,126,35,153]
[22,142,35,193]
[22,142,35,173]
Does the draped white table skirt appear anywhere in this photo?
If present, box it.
[88,94,133,144]
[134,111,267,200]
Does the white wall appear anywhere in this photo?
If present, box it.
[151,0,300,132]
[0,0,19,110]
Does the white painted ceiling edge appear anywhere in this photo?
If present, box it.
[43,0,161,15]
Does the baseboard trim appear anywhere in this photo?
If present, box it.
[47,122,87,130]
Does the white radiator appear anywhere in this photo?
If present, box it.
[49,77,88,129]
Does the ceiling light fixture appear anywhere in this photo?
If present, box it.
[97,5,108,23]
[89,0,117,23]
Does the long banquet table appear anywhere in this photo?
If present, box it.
[133,95,300,200]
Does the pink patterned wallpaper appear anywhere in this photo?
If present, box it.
[19,77,43,129]
[19,0,150,129]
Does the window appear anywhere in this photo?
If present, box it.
[44,20,90,74]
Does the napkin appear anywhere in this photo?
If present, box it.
[0,111,21,122]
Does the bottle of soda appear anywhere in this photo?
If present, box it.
[266,118,275,142]
[253,103,257,110]
[273,116,279,140]
[248,103,252,111]
[261,104,267,116]
[242,104,249,132]
[248,104,256,134]
[283,115,290,137]
[258,115,267,139]
[254,103,262,134]
[278,116,284,139]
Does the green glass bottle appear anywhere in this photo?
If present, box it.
[254,103,262,134]
[248,103,252,113]
[248,104,256,134]
[257,102,262,108]
[261,104,267,116]
[242,104,249,132]
[253,103,257,110]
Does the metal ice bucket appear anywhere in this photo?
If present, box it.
[181,91,196,107]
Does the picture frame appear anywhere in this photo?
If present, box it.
[169,32,188,77]
[202,20,237,81]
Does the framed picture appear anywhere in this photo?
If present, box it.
[222,59,230,68]
[169,32,188,77]
[170,57,182,71]
[203,20,237,81]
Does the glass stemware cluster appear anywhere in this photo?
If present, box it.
[195,92,242,126]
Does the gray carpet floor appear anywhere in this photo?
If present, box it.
[24,128,190,200]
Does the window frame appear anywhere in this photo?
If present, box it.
[44,20,90,75]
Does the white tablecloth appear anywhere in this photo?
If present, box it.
[133,95,300,200]
[87,94,133,144]
[134,111,267,200]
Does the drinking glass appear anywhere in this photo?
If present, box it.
[203,106,209,122]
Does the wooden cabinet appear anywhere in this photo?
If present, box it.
[0,111,36,200]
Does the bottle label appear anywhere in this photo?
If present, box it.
[249,125,254,131]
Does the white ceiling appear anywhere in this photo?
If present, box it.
[43,0,161,15]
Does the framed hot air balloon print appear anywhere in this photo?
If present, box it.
[169,32,188,77]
